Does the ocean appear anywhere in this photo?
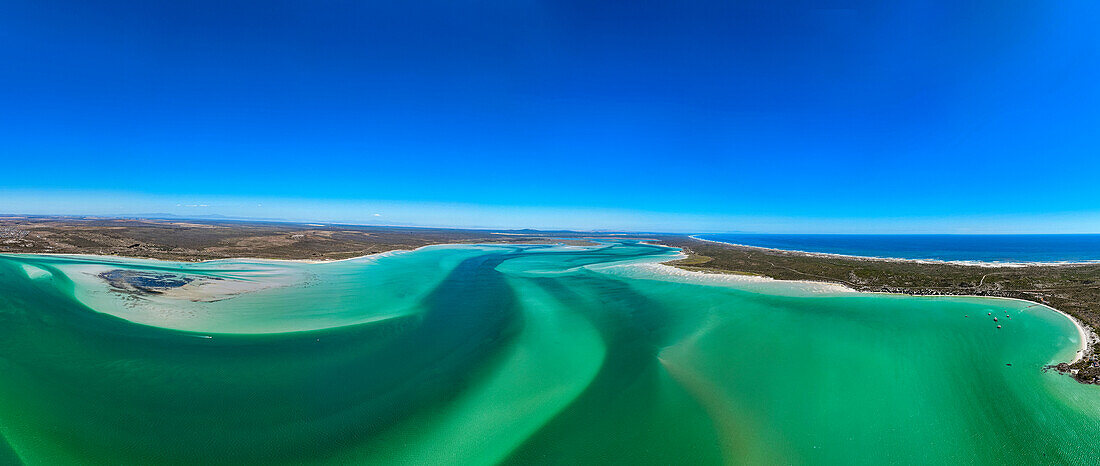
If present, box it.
[697,234,1100,264]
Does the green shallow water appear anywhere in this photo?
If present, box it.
[1,242,1099,464]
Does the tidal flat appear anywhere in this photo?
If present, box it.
[2,241,1099,464]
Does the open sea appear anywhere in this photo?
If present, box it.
[2,241,1099,464]
[697,234,1100,264]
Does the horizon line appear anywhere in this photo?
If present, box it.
[5,213,1100,236]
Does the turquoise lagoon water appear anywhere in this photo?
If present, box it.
[1,241,1099,464]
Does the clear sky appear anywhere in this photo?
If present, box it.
[3,1,1099,233]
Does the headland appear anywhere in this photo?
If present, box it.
[3,215,1098,383]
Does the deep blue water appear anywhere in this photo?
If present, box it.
[697,234,1100,263]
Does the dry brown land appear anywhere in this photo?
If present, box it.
[0,216,598,261]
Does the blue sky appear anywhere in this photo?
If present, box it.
[3,1,1099,232]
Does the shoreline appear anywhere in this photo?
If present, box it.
[648,254,1095,366]
[0,242,560,266]
[0,250,412,265]
[7,242,1095,372]
[689,235,1100,268]
[661,236,1100,381]
[632,253,856,294]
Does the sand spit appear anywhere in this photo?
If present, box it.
[690,235,1100,268]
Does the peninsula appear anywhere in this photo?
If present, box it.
[3,215,1098,384]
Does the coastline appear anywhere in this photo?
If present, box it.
[689,235,1100,268]
[7,240,1097,380]
[646,254,1094,366]
[0,242,561,266]
[659,235,1100,383]
[627,255,855,295]
[0,250,406,265]
[1060,310,1099,365]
